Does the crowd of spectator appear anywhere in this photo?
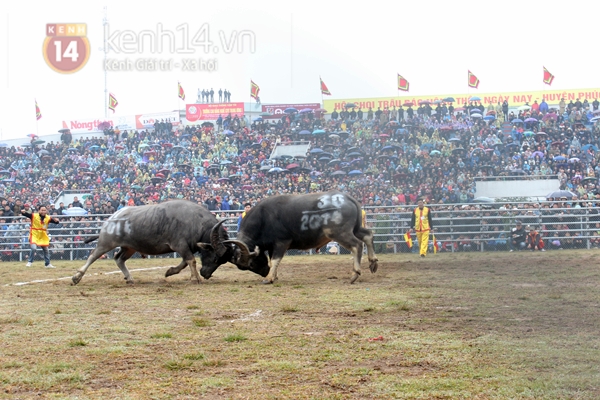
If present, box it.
[0,95,599,259]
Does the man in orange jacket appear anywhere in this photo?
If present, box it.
[21,204,60,268]
[409,199,434,257]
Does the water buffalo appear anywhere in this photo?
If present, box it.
[209,190,379,284]
[71,200,233,285]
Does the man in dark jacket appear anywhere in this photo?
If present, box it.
[509,220,526,251]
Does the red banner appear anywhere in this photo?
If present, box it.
[261,103,320,118]
[185,102,245,121]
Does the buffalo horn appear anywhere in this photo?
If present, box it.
[210,220,228,257]
[223,240,260,265]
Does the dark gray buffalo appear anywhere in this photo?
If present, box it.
[71,200,233,285]
[208,190,379,284]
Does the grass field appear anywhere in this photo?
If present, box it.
[1,251,600,399]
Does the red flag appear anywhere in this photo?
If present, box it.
[250,80,260,99]
[35,100,42,120]
[397,74,409,91]
[432,233,439,254]
[404,232,413,249]
[320,77,331,96]
[543,66,554,86]
[178,82,185,100]
[108,93,118,113]
[468,70,479,89]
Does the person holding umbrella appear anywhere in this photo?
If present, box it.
[409,198,434,257]
[21,204,60,268]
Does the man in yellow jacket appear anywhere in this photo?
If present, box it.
[21,204,60,268]
[409,199,434,257]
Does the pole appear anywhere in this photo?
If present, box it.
[103,6,108,119]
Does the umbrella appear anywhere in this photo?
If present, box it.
[328,159,342,166]
[546,190,576,199]
[348,170,363,176]
[299,108,313,113]
[151,177,163,184]
[448,138,461,142]
[286,163,299,169]
[32,140,45,145]
[310,148,324,154]
[259,112,272,116]
[402,102,414,107]
[299,130,311,135]
[284,108,297,113]
[418,100,431,105]
[471,113,482,118]
[452,148,465,154]
[63,207,87,216]
[318,156,332,162]
[329,134,340,139]
[381,146,396,151]
[347,152,362,157]
[510,169,526,175]
[486,110,497,115]
[155,173,165,178]
[530,151,545,159]
[511,118,523,123]
[569,157,580,163]
[131,185,142,190]
[37,150,50,156]
[312,129,326,135]
[430,150,441,156]
[331,170,346,176]
[144,151,157,156]
[220,160,233,165]
[201,122,214,127]
[483,115,495,121]
[268,167,286,174]
[525,117,538,123]
[454,107,465,112]
[344,103,356,108]
[582,177,597,184]
[523,131,535,138]
[14,151,25,156]
[518,105,530,111]
[58,129,70,133]
[582,144,599,152]
[590,116,600,123]
[26,133,38,138]
[254,117,263,122]
[469,96,481,101]
[553,156,567,162]
[443,97,455,102]
[223,130,234,135]
[218,177,230,182]
[172,172,185,177]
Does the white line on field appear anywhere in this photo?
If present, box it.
[3,266,170,287]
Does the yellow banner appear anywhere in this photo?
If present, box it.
[323,88,600,112]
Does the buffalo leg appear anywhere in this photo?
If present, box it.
[114,247,136,284]
[262,242,290,284]
[165,260,189,278]
[336,235,365,284]
[72,242,117,285]
[355,227,379,273]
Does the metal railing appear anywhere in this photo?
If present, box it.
[0,202,596,263]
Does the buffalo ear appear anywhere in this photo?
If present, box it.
[197,243,214,250]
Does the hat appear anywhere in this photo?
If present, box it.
[515,220,522,225]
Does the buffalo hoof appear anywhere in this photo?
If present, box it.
[165,268,176,277]
[71,274,82,285]
[126,280,134,285]
[369,260,379,273]
[350,273,360,284]
[261,279,273,285]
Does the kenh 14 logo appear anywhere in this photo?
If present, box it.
[43,23,91,74]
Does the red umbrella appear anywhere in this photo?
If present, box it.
[14,151,25,156]
[26,134,38,138]
[162,142,173,148]
[115,144,124,150]
[155,173,165,178]
[286,163,299,169]
[144,151,157,156]
[379,134,390,138]
[402,102,413,107]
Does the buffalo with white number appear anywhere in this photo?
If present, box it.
[71,200,235,285]
[203,190,379,284]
